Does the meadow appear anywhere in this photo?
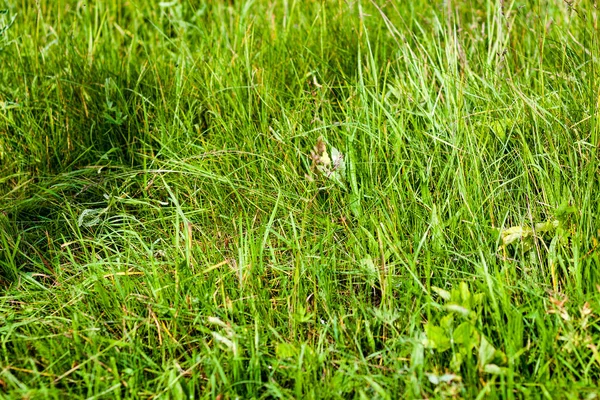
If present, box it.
[1,0,599,398]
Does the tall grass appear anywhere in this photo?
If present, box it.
[1,0,599,398]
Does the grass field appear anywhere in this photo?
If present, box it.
[1,0,600,398]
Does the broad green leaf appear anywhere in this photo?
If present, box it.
[440,314,455,331]
[445,304,472,318]
[478,336,496,369]
[424,323,451,352]
[459,281,471,305]
[427,373,460,385]
[483,363,506,375]
[451,351,464,371]
[431,286,451,301]
[453,322,480,351]
[499,220,559,250]
[412,333,425,369]
[500,225,532,247]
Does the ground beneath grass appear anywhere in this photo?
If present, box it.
[1,1,600,398]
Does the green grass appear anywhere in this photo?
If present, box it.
[1,0,599,398]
